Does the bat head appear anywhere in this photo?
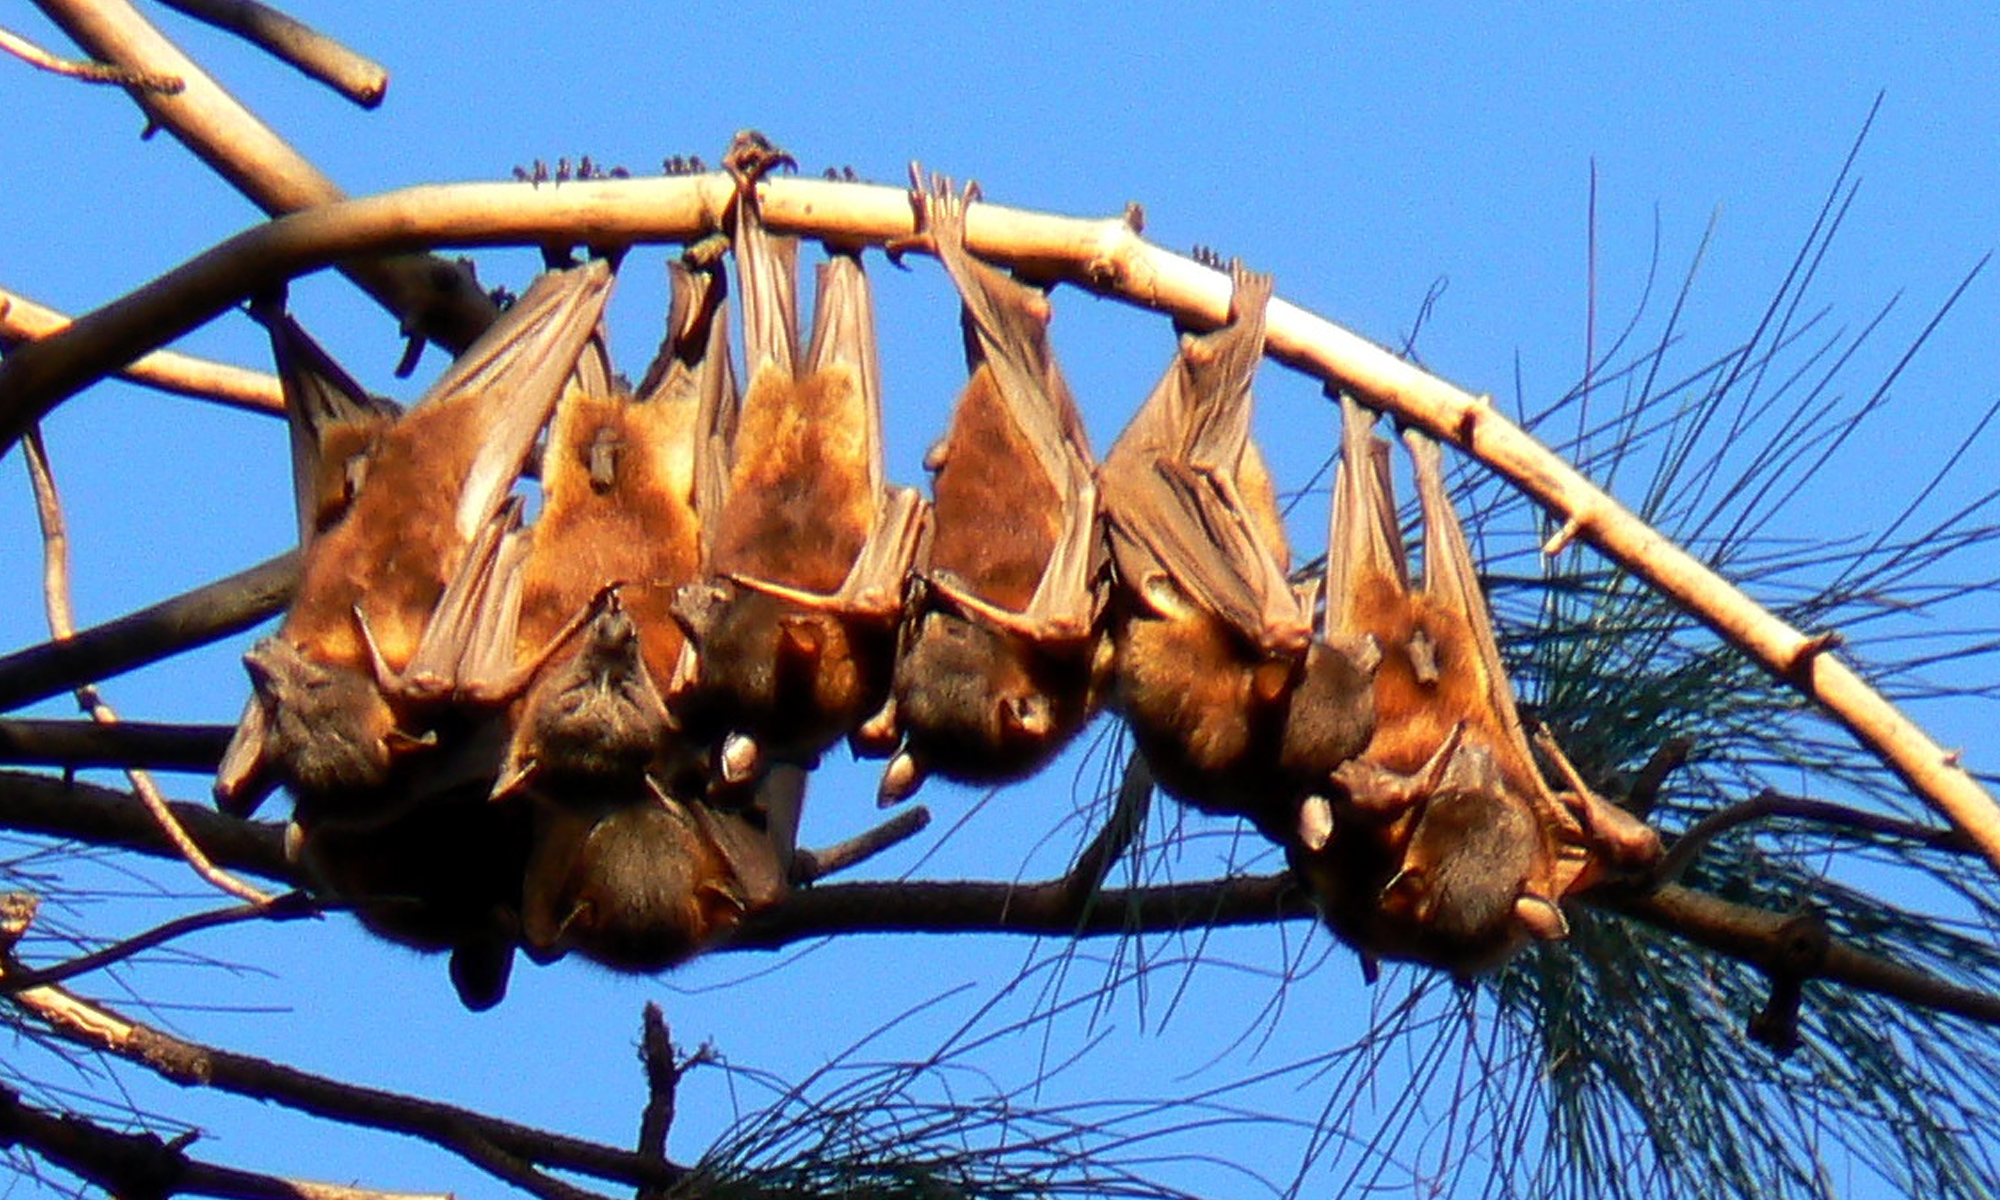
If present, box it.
[1277,636,1380,785]
[891,611,1089,784]
[507,595,672,789]
[243,636,403,805]
[522,795,735,972]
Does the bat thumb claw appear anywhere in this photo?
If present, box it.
[720,733,762,785]
[878,751,923,807]
[1513,893,1569,941]
[1297,795,1336,853]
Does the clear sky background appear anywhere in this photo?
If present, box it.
[2,3,1997,1197]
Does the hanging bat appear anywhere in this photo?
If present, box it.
[1100,262,1377,842]
[872,170,1109,805]
[669,133,927,786]
[1291,393,1661,975]
[295,771,533,1010]
[517,764,797,971]
[214,261,615,823]
[486,258,728,801]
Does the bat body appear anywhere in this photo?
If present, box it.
[877,174,1108,804]
[671,138,925,783]
[216,262,616,824]
[1100,264,1376,841]
[519,767,795,971]
[493,262,726,799]
[1292,395,1660,974]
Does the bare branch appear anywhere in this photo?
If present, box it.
[0,718,231,772]
[1,968,687,1192]
[153,0,386,108]
[1058,749,1154,910]
[0,890,320,991]
[21,428,270,905]
[790,805,931,884]
[1,284,284,414]
[0,173,1985,883]
[0,550,295,713]
[0,21,180,89]
[0,769,295,883]
[1655,787,1973,885]
[635,1003,680,1196]
[30,0,495,351]
[0,1083,449,1200]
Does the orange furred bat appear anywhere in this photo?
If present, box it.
[669,133,926,785]
[873,170,1109,805]
[214,261,615,823]
[1291,393,1660,975]
[490,259,729,799]
[1100,262,1377,842]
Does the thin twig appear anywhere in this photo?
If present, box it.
[153,0,386,107]
[1654,787,1972,885]
[0,1083,449,1200]
[790,805,931,884]
[1059,748,1154,910]
[0,21,180,89]
[1,284,284,414]
[0,718,232,771]
[0,550,296,713]
[31,0,495,352]
[0,890,320,991]
[20,428,271,905]
[635,1003,679,1187]
[0,173,1986,880]
[0,966,687,1191]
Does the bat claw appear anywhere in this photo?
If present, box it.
[877,750,923,807]
[720,733,762,785]
[1298,794,1335,853]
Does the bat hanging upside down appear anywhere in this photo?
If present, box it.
[668,132,927,787]
[1100,261,1379,843]
[1291,393,1661,977]
[869,168,1111,805]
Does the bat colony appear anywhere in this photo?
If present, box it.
[213,137,1661,1008]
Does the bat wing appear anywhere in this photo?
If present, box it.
[1102,265,1308,654]
[390,498,531,701]
[640,259,736,556]
[416,258,617,547]
[1327,393,1410,630]
[917,174,1099,640]
[252,305,401,547]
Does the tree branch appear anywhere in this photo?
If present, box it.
[0,718,231,771]
[0,550,295,714]
[0,1083,450,1200]
[153,0,386,108]
[30,0,495,352]
[0,175,1986,886]
[0,21,180,90]
[1,968,686,1192]
[1,285,284,414]
[0,769,295,883]
[0,890,321,991]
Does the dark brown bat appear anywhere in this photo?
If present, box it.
[1291,393,1660,975]
[214,261,615,822]
[1100,262,1377,842]
[669,135,926,785]
[873,171,1109,804]
[518,764,796,971]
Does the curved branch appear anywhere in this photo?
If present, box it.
[1,285,284,414]
[153,0,387,108]
[30,0,494,351]
[0,172,1986,884]
[1,890,321,991]
[0,551,295,713]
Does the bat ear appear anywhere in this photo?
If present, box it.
[1512,892,1570,941]
[1380,865,1433,922]
[1249,657,1295,707]
[777,615,826,662]
[1000,693,1054,739]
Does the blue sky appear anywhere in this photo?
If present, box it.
[2,3,1997,1196]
